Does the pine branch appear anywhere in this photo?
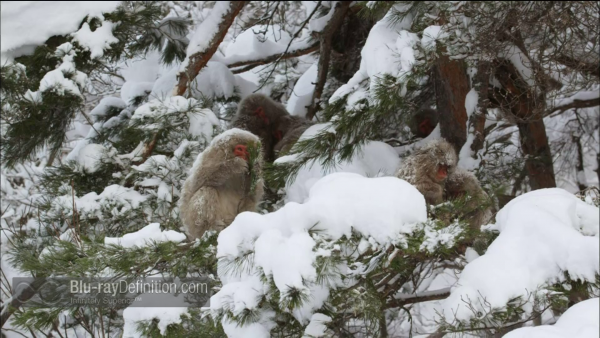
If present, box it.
[306,1,351,120]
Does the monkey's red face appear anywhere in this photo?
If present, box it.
[233,144,249,161]
[436,165,448,181]
[253,107,269,124]
[419,119,434,136]
[273,130,283,141]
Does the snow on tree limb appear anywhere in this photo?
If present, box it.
[175,1,247,96]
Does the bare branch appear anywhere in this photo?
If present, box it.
[306,1,351,120]
[554,54,600,78]
[229,42,320,73]
[385,287,452,309]
[549,97,600,115]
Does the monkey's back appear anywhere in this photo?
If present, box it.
[274,116,314,157]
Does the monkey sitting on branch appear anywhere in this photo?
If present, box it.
[179,128,264,240]
[230,93,290,162]
[396,139,458,205]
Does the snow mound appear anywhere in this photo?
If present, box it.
[77,143,106,173]
[443,188,600,321]
[224,24,292,61]
[105,223,186,248]
[1,2,120,54]
[90,97,126,118]
[287,63,318,118]
[123,306,188,337]
[504,298,599,338]
[276,124,402,203]
[71,20,118,59]
[212,172,427,335]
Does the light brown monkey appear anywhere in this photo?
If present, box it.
[396,139,457,205]
[444,168,493,231]
[230,93,290,162]
[273,115,314,158]
[179,128,264,240]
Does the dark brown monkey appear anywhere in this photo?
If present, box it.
[179,129,264,240]
[445,168,493,231]
[396,139,457,205]
[273,115,314,157]
[230,93,290,162]
[409,108,439,138]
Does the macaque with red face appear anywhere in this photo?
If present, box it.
[396,139,457,205]
[410,108,439,138]
[230,94,290,162]
[179,129,264,240]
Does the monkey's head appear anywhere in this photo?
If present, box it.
[410,108,439,138]
[208,128,262,164]
[418,139,457,183]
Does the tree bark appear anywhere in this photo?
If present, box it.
[492,60,557,189]
[470,61,491,155]
[306,1,351,121]
[175,1,247,96]
[433,55,470,153]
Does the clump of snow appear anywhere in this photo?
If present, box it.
[71,20,119,59]
[123,307,188,337]
[421,25,448,50]
[457,88,481,170]
[105,223,186,248]
[90,97,126,118]
[0,2,120,54]
[77,143,106,173]
[329,4,417,106]
[287,63,318,118]
[185,2,234,57]
[121,81,154,104]
[442,188,599,321]
[191,61,236,99]
[504,298,599,338]
[276,124,402,203]
[224,24,292,61]
[212,172,427,328]
[131,96,218,141]
[304,313,331,337]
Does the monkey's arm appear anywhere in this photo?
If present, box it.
[199,157,249,187]
[415,181,444,205]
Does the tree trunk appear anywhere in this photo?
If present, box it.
[492,60,557,189]
[433,55,470,153]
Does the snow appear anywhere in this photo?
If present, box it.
[457,88,481,170]
[191,61,236,99]
[189,108,220,139]
[71,20,119,59]
[329,4,417,105]
[421,25,448,50]
[0,1,120,54]
[121,81,154,104]
[212,172,427,327]
[90,97,126,118]
[105,223,187,248]
[504,298,599,338]
[276,124,402,203]
[287,63,318,118]
[123,306,188,337]
[77,143,106,173]
[303,313,331,337]
[185,1,233,57]
[224,24,292,61]
[442,188,599,321]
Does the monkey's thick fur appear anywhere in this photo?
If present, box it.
[179,129,264,240]
[445,168,493,231]
[273,115,314,157]
[230,94,289,162]
[396,139,458,205]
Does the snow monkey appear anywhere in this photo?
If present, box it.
[179,129,264,240]
[410,108,439,138]
[396,139,458,205]
[445,168,493,231]
[273,115,314,158]
[230,93,290,162]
